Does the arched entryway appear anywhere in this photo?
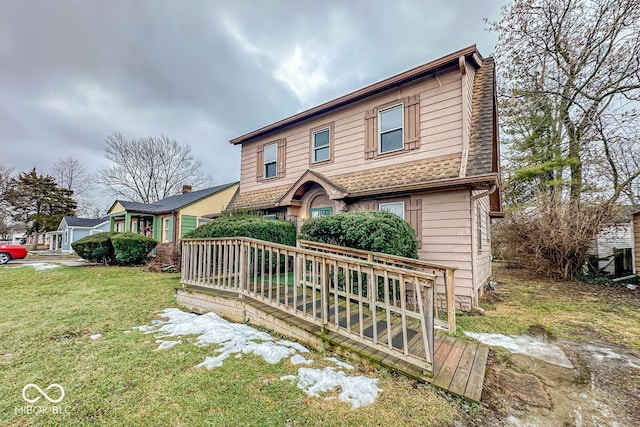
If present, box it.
[301,184,333,219]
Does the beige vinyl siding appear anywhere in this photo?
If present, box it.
[238,66,463,194]
[473,192,492,296]
[416,190,474,304]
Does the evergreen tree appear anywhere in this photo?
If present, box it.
[3,168,77,248]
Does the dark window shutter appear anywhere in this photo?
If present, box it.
[407,198,423,248]
[277,139,286,178]
[404,94,421,150]
[256,144,264,181]
[364,109,378,159]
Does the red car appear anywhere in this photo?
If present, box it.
[0,244,28,264]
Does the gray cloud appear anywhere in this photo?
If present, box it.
[0,0,505,211]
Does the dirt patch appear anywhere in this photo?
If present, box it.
[473,342,640,426]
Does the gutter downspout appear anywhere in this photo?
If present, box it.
[470,184,497,309]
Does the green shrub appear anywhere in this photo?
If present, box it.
[72,232,157,265]
[111,232,158,265]
[299,211,418,258]
[184,214,296,246]
[71,232,117,264]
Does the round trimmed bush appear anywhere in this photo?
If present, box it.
[71,232,117,264]
[111,232,158,265]
[72,232,157,265]
[184,214,296,246]
[299,210,418,258]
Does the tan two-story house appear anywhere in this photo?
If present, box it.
[226,45,501,311]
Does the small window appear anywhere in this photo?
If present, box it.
[379,202,405,220]
[312,128,330,163]
[378,105,403,154]
[263,214,277,220]
[309,207,332,218]
[164,218,173,243]
[264,144,277,179]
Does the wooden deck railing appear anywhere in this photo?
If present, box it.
[298,240,457,335]
[181,237,436,371]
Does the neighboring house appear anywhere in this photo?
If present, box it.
[634,210,640,276]
[48,216,110,252]
[226,45,502,311]
[588,212,635,278]
[107,183,239,261]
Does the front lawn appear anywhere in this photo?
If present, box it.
[0,264,464,427]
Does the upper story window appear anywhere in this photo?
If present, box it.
[364,94,421,160]
[312,129,330,162]
[309,122,335,165]
[263,144,277,179]
[256,138,286,181]
[378,104,404,154]
[379,201,405,220]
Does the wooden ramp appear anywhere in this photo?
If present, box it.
[177,285,489,403]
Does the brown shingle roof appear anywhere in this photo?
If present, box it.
[467,57,497,177]
[226,184,290,211]
[228,154,462,210]
[331,154,461,194]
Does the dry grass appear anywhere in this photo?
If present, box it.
[458,263,640,350]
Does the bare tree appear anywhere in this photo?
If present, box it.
[53,156,96,217]
[0,164,15,240]
[98,133,208,203]
[490,0,640,204]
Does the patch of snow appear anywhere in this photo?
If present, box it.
[279,339,310,353]
[8,262,59,270]
[281,367,379,409]
[137,308,308,365]
[582,345,640,369]
[137,308,381,409]
[464,332,574,369]
[290,354,313,365]
[325,357,354,370]
[156,339,182,350]
[90,334,102,340]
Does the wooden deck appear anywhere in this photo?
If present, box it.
[178,284,489,402]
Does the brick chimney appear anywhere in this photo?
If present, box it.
[182,184,193,194]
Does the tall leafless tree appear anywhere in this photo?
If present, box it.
[490,0,640,204]
[52,156,96,217]
[0,164,15,240]
[98,133,208,203]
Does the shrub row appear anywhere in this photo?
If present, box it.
[184,214,296,246]
[72,232,157,265]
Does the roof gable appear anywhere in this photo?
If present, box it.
[231,45,482,145]
[110,182,239,215]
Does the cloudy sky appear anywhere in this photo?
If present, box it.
[0,0,506,210]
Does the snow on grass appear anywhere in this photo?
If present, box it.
[465,331,573,369]
[324,357,354,370]
[7,262,59,270]
[281,367,379,409]
[156,339,181,350]
[290,354,313,365]
[136,308,381,409]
